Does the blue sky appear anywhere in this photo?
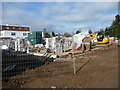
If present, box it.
[1,2,118,34]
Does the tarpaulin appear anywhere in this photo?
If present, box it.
[72,31,90,49]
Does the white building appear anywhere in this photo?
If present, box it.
[0,24,30,39]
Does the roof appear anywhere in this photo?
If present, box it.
[0,24,29,27]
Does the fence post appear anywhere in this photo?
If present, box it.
[72,52,76,74]
[72,43,76,74]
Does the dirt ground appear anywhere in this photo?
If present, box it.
[2,43,118,88]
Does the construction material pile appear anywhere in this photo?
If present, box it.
[45,37,72,53]
[0,38,30,52]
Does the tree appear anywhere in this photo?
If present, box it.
[76,30,81,34]
[89,28,92,34]
[63,32,72,37]
[106,14,120,38]
[44,32,51,38]
[105,27,109,35]
[52,31,56,37]
[97,29,105,35]
[43,28,47,33]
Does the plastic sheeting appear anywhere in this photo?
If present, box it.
[72,31,90,49]
[2,45,9,50]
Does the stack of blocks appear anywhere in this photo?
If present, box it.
[82,37,91,52]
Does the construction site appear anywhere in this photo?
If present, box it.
[0,24,119,88]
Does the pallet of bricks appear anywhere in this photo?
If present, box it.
[82,37,91,51]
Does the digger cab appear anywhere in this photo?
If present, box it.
[97,35,109,44]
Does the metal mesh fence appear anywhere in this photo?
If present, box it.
[0,49,2,89]
[2,50,53,80]
[2,47,93,88]
[1,37,94,88]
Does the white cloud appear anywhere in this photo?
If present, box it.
[54,15,83,23]
[51,3,71,14]
[2,2,118,33]
[2,0,119,2]
[0,2,2,24]
[2,3,65,32]
[40,7,52,18]
[95,14,115,22]
[74,25,89,29]
[38,2,118,24]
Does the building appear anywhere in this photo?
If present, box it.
[0,24,30,39]
[28,31,44,45]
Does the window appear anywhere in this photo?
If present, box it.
[23,33,27,36]
[0,32,3,36]
[24,28,28,30]
[5,26,9,29]
[11,32,16,36]
[0,26,2,30]
[13,27,16,29]
[19,27,21,30]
